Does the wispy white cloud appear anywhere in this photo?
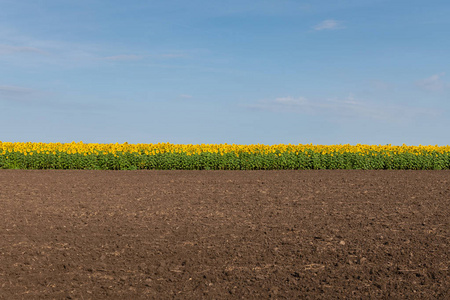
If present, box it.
[99,53,188,62]
[101,54,144,61]
[0,84,42,104]
[0,30,102,67]
[0,44,48,55]
[0,27,193,69]
[415,73,448,92]
[274,96,308,105]
[0,85,34,94]
[245,94,438,123]
[313,19,344,31]
[0,84,112,112]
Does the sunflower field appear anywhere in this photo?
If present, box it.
[0,141,449,170]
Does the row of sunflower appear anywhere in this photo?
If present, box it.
[0,142,449,170]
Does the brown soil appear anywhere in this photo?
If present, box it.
[0,170,449,299]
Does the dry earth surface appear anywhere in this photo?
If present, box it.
[0,170,449,299]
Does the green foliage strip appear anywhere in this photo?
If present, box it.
[1,149,449,170]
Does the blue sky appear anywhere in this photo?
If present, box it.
[1,0,449,145]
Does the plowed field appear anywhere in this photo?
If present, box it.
[0,170,449,299]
